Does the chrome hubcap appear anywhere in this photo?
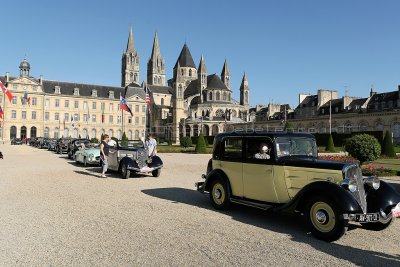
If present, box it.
[214,189,221,199]
[316,210,327,224]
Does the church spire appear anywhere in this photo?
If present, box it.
[221,59,230,90]
[147,31,165,85]
[240,72,250,106]
[126,25,135,53]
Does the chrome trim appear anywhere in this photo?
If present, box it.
[364,175,380,190]
[343,164,367,214]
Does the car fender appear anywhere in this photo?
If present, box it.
[366,180,400,213]
[148,156,163,169]
[276,181,362,214]
[119,157,139,171]
[204,169,231,193]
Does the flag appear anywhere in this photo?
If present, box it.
[101,105,105,123]
[0,80,13,103]
[145,84,152,114]
[0,105,3,119]
[21,92,31,106]
[120,95,133,116]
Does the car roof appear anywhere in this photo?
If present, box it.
[215,131,315,140]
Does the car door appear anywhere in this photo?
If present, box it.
[242,137,279,203]
[108,143,119,170]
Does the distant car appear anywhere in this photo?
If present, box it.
[56,138,72,154]
[68,139,90,159]
[11,138,24,145]
[107,139,163,179]
[74,144,101,166]
[196,132,400,242]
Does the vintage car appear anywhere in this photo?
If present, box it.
[74,144,101,166]
[107,140,163,179]
[11,138,24,145]
[56,138,72,154]
[196,132,400,242]
[67,138,90,159]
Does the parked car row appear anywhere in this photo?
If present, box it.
[28,137,164,179]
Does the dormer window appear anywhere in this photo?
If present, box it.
[55,86,61,94]
[74,88,80,96]
[109,91,114,99]
[92,89,97,97]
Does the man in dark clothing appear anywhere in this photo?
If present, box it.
[100,134,110,178]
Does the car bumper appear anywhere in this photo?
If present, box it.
[343,209,392,224]
[195,174,207,193]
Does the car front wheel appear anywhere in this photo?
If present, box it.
[121,163,130,179]
[209,178,230,210]
[152,169,161,177]
[305,196,348,242]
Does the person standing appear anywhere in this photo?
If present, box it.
[100,134,110,178]
[145,133,157,157]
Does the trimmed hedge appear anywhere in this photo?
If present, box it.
[382,130,396,157]
[345,134,381,163]
[191,136,215,147]
[195,133,207,153]
[313,131,384,148]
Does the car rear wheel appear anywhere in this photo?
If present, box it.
[305,196,348,242]
[209,178,230,210]
[121,163,130,179]
[152,169,161,177]
[362,219,392,231]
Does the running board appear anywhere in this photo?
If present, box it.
[230,198,275,211]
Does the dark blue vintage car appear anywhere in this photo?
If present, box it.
[107,139,163,179]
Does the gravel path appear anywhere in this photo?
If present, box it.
[0,144,399,266]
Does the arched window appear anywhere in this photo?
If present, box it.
[135,130,139,139]
[202,91,207,102]
[10,126,17,139]
[189,69,192,77]
[54,127,59,139]
[223,92,227,101]
[82,128,88,139]
[134,73,138,82]
[44,127,50,138]
[178,85,183,98]
[117,130,122,140]
[161,98,165,106]
[153,77,157,84]
[92,129,97,140]
[158,76,161,84]
[216,92,220,101]
[375,124,384,131]
[209,92,213,101]
[109,129,113,138]
[392,122,400,139]
[130,72,133,81]
[181,69,184,76]
[141,130,145,137]
[30,126,37,138]
[128,130,132,139]
[20,126,27,139]
[73,128,78,138]
[64,128,69,138]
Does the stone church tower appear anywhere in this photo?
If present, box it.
[240,72,250,106]
[121,26,140,87]
[221,59,230,90]
[198,55,207,103]
[147,32,165,86]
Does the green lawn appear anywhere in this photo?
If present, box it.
[368,158,400,172]
[157,145,213,154]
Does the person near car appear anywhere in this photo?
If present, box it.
[255,143,270,159]
[145,133,157,157]
[100,134,110,178]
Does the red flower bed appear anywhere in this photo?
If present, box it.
[318,155,359,164]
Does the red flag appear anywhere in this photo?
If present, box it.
[0,105,3,119]
[0,81,13,103]
[120,96,133,116]
[101,106,105,123]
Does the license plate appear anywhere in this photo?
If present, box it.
[355,213,379,222]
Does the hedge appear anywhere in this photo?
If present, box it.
[313,131,384,147]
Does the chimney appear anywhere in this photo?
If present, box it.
[5,72,9,82]
[39,75,43,85]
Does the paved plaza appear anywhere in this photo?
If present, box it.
[0,144,399,266]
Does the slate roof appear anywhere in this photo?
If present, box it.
[125,86,146,100]
[174,43,196,69]
[149,85,173,95]
[297,95,318,108]
[368,91,398,104]
[206,74,228,90]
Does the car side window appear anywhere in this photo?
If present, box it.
[222,138,242,160]
[246,138,273,162]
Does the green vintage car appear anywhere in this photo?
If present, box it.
[196,132,400,242]
[74,144,100,166]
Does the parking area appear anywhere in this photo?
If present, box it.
[0,144,399,266]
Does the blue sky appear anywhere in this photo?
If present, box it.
[1,0,400,108]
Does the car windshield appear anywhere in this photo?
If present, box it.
[275,137,317,158]
[118,140,144,149]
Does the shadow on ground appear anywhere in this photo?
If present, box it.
[142,187,400,267]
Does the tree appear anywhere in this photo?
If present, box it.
[345,134,381,164]
[325,134,336,152]
[121,132,128,147]
[180,136,192,148]
[195,132,207,154]
[382,130,396,157]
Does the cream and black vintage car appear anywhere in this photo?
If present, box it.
[196,132,400,242]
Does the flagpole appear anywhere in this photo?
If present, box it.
[144,83,147,139]
[1,91,5,144]
[329,90,332,134]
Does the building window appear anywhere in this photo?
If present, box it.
[74,88,79,95]
[161,98,164,106]
[74,114,79,121]
[216,92,220,101]
[45,112,50,121]
[92,115,96,123]
[45,99,50,108]
[109,91,114,99]
[22,111,26,119]
[55,99,60,107]
[92,129,97,139]
[55,113,59,121]
[32,111,37,120]
[117,116,121,124]
[13,84,17,90]
[142,116,145,125]
[189,69,192,77]
[135,117,139,125]
[92,102,97,110]
[64,113,69,122]
[109,115,113,123]
[83,114,88,122]
[223,92,227,101]
[54,127,59,139]
[55,86,61,94]
[92,89,97,97]
[11,110,16,119]
[101,103,105,112]
[44,127,50,138]
[209,92,213,101]
[74,101,79,109]
[135,130,139,139]
[128,117,132,123]
[12,96,17,104]
[110,103,113,112]
[83,101,88,110]
[181,69,184,76]
[142,105,146,112]
[135,105,139,112]
[65,100,69,108]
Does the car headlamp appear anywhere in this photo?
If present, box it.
[364,176,380,190]
[342,178,358,193]
[89,154,94,160]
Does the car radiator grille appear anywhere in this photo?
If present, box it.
[349,166,367,214]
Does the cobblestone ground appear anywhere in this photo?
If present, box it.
[0,144,399,266]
